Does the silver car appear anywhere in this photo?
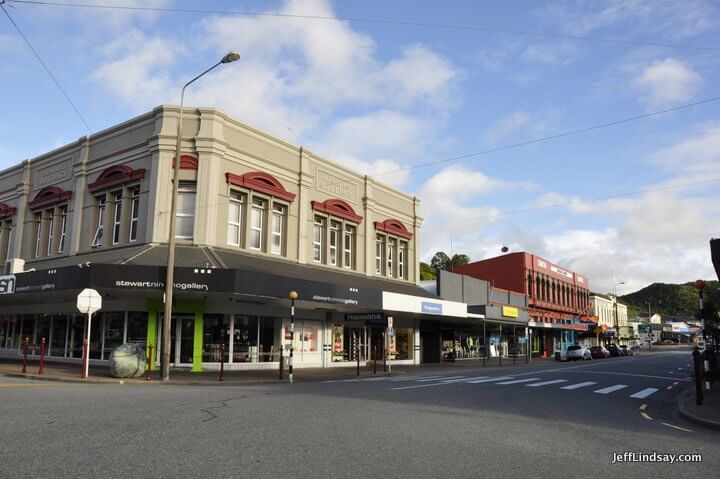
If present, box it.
[566,345,592,360]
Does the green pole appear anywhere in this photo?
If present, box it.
[146,310,158,371]
[191,311,204,372]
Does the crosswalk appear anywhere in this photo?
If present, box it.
[324,374,667,399]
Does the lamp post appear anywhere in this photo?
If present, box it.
[288,291,298,384]
[161,51,240,382]
[647,300,653,350]
[612,279,625,345]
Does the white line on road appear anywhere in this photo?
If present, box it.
[560,370,690,382]
[415,376,466,382]
[560,382,597,390]
[630,388,659,399]
[388,376,443,382]
[526,379,568,387]
[495,378,541,385]
[594,384,628,395]
[466,376,512,384]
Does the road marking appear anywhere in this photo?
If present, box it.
[560,371,690,382]
[0,383,63,388]
[641,412,653,420]
[630,388,658,399]
[666,385,673,390]
[594,384,628,395]
[662,422,692,432]
[639,404,648,410]
[496,377,541,385]
[388,375,443,382]
[526,379,568,387]
[673,381,679,385]
[415,375,466,382]
[466,376,512,384]
[560,381,597,390]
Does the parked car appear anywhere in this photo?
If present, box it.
[607,344,622,357]
[566,345,592,361]
[590,346,611,359]
[619,345,634,356]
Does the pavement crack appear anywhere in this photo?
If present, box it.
[199,396,252,422]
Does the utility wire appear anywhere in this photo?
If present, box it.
[373,96,720,177]
[7,0,720,52]
[1,1,92,133]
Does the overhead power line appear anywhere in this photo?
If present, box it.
[1,2,92,133]
[8,0,720,52]
[372,95,720,177]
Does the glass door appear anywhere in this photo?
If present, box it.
[159,313,196,366]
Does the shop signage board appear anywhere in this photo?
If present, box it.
[501,306,519,318]
[0,274,16,294]
[383,291,467,318]
[345,313,386,322]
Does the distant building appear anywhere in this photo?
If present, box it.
[589,293,628,345]
[454,252,590,358]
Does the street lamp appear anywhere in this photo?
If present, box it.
[288,291,298,384]
[694,279,706,349]
[161,51,240,381]
[612,279,625,344]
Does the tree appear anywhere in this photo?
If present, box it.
[419,262,436,280]
[430,251,471,271]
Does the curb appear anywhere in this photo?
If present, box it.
[3,373,124,385]
[676,389,720,432]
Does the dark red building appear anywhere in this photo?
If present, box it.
[454,252,591,357]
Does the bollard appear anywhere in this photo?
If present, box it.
[219,344,225,382]
[693,347,704,406]
[21,337,28,374]
[356,342,360,376]
[81,340,88,379]
[278,346,284,380]
[146,343,154,381]
[373,346,377,375]
[39,338,46,375]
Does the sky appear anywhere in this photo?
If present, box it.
[1,0,719,295]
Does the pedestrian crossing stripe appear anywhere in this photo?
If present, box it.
[594,384,628,394]
[630,388,658,399]
[495,378,541,385]
[466,376,512,384]
[560,382,597,390]
[526,379,568,387]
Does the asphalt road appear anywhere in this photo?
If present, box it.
[1,346,717,478]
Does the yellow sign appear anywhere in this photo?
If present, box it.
[502,306,519,318]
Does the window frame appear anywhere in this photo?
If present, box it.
[313,215,325,263]
[111,191,122,245]
[398,240,407,279]
[91,196,106,248]
[249,197,266,251]
[33,212,42,258]
[375,234,385,275]
[129,187,140,243]
[57,206,67,254]
[175,181,196,240]
[328,220,339,266]
[45,208,54,257]
[227,190,245,247]
[343,224,355,269]
[270,202,286,255]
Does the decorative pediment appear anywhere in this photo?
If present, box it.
[311,199,363,223]
[88,164,146,193]
[172,155,199,170]
[225,171,296,202]
[374,218,413,239]
[0,203,16,218]
[28,186,72,210]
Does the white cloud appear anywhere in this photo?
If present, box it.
[481,111,530,145]
[649,123,720,181]
[522,42,578,65]
[632,58,701,108]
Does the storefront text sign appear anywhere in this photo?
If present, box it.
[502,306,519,318]
[421,302,443,314]
[0,275,16,294]
[345,313,386,322]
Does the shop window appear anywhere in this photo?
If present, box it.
[57,207,67,253]
[111,191,122,245]
[33,212,42,257]
[91,196,106,248]
[329,220,339,265]
[398,241,407,279]
[49,314,68,357]
[232,316,258,363]
[343,225,355,269]
[387,238,396,278]
[89,312,103,359]
[126,312,147,345]
[0,219,13,262]
[46,210,54,256]
[227,191,245,246]
[203,314,229,363]
[129,188,140,242]
[394,328,414,360]
[175,181,196,239]
[249,197,265,250]
[313,215,325,262]
[270,203,285,255]
[102,312,125,360]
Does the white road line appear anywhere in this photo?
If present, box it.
[594,384,628,395]
[630,388,659,399]
[495,378,541,385]
[526,379,568,387]
[560,382,597,390]
[466,376,512,384]
[415,376,465,382]
[388,375,443,382]
[559,370,690,382]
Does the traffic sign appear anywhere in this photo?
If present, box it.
[388,316,393,328]
[387,327,394,335]
[76,288,102,314]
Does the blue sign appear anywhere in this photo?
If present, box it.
[421,301,443,315]
[518,338,527,344]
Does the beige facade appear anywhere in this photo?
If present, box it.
[590,294,628,329]
[0,106,422,283]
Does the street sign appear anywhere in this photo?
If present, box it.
[387,327,394,335]
[387,316,393,328]
[76,288,102,314]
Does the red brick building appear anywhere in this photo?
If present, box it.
[454,252,592,357]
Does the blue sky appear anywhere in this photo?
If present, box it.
[1,0,719,293]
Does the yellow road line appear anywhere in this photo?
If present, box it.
[641,412,653,420]
[662,422,692,432]
[639,404,648,410]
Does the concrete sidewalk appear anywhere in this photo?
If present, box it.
[678,385,720,432]
[0,355,557,386]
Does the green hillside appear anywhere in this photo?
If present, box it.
[619,280,720,319]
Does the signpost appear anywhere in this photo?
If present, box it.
[76,288,102,379]
[386,316,393,373]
